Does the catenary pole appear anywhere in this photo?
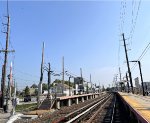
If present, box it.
[122,33,134,94]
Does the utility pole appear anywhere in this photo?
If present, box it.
[80,68,82,78]
[80,68,84,92]
[6,73,12,112]
[99,82,100,93]
[87,82,88,94]
[90,74,92,93]
[130,61,145,96]
[12,79,16,115]
[69,76,71,96]
[115,74,118,91]
[119,67,122,92]
[80,68,83,84]
[37,42,44,107]
[47,63,51,99]
[1,65,4,108]
[62,56,64,94]
[122,33,134,94]
[119,67,121,81]
[126,73,130,93]
[138,61,145,96]
[0,2,15,110]
[9,62,13,98]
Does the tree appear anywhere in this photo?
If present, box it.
[52,79,74,87]
[51,79,61,87]
[24,86,30,95]
[42,83,48,90]
[34,89,38,96]
[16,90,21,96]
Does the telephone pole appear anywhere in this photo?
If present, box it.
[47,63,51,98]
[80,68,84,87]
[119,67,122,92]
[122,33,134,94]
[90,74,92,92]
[126,73,130,93]
[1,65,4,108]
[119,67,121,81]
[62,56,64,94]
[80,68,82,78]
[138,61,145,96]
[130,61,145,96]
[37,42,44,107]
[0,2,15,109]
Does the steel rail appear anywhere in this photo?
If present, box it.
[65,94,108,118]
[65,94,111,123]
[110,95,116,123]
[86,94,112,123]
[51,94,109,123]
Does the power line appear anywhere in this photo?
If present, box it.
[131,42,150,71]
[129,0,142,45]
[13,68,40,78]
[119,0,126,34]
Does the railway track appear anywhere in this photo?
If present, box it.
[14,93,108,123]
[60,94,112,123]
[14,92,131,123]
[48,93,111,123]
[57,93,130,123]
[84,93,130,123]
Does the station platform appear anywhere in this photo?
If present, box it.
[56,93,101,100]
[55,93,101,109]
[39,93,103,110]
[118,92,150,122]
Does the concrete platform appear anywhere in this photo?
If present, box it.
[119,92,150,122]
[57,93,100,100]
[55,93,102,109]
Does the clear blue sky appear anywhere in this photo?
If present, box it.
[0,1,150,90]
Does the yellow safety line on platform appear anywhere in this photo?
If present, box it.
[119,93,150,122]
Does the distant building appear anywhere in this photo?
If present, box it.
[135,77,140,88]
[52,83,74,96]
[143,82,150,92]
[134,77,140,94]
[30,84,38,88]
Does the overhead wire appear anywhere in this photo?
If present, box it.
[131,42,150,71]
[119,0,126,34]
[119,0,127,76]
[129,0,142,45]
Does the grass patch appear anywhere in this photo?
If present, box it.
[16,103,37,112]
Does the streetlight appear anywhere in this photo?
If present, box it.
[130,60,145,96]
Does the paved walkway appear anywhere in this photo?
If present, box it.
[0,112,23,123]
[119,92,150,122]
[0,112,11,123]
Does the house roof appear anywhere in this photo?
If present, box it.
[30,84,38,88]
[56,83,74,89]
